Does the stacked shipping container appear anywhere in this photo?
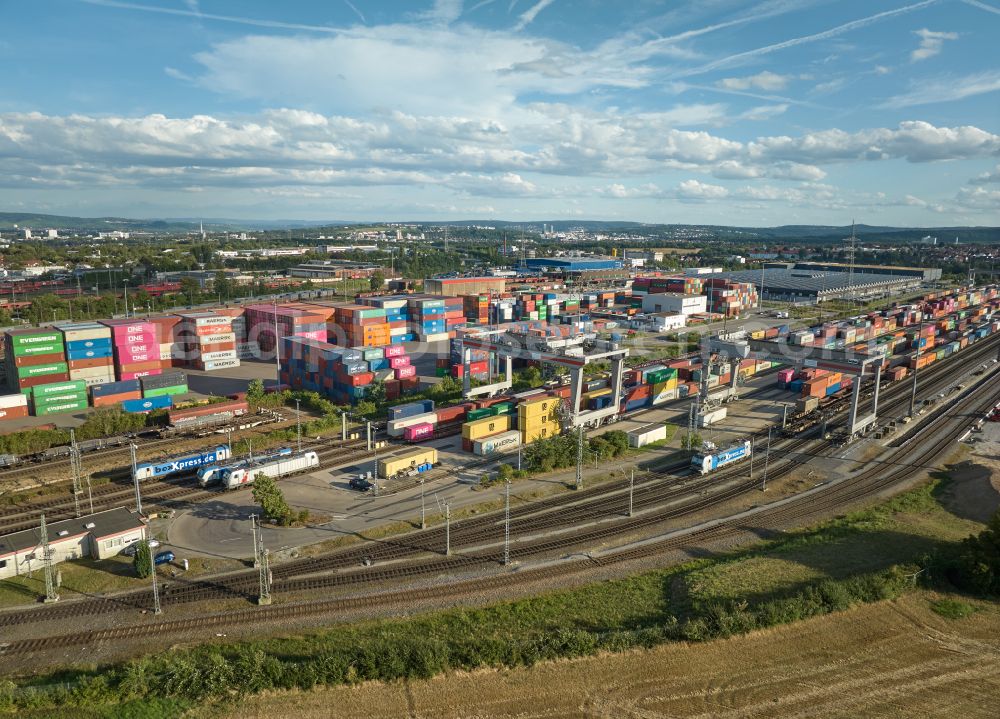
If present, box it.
[99,319,163,381]
[176,312,240,371]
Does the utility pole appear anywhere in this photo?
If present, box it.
[748,435,755,480]
[503,479,511,565]
[761,427,772,492]
[517,443,522,471]
[295,399,302,451]
[123,279,129,318]
[130,443,143,516]
[150,544,162,615]
[341,411,348,441]
[628,469,634,517]
[909,314,923,418]
[69,429,82,518]
[781,403,789,429]
[575,424,584,490]
[252,514,272,605]
[420,478,426,530]
[445,502,451,556]
[272,300,281,384]
[39,513,59,603]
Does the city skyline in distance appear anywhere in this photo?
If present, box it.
[1,0,998,225]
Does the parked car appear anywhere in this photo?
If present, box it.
[154,551,175,566]
[121,539,160,557]
[350,476,373,491]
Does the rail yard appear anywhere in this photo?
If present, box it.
[0,273,998,680]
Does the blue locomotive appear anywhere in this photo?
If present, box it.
[133,444,232,481]
[691,440,752,475]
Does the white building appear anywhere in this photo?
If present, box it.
[683,266,722,276]
[641,292,707,315]
[643,313,687,332]
[0,507,147,580]
[21,228,32,240]
[46,229,58,239]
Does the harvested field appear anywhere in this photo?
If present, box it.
[219,591,1000,719]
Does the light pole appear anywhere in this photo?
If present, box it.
[909,314,924,418]
[295,399,302,452]
[503,479,511,565]
[761,428,772,492]
[420,478,426,530]
[272,299,281,384]
[123,279,129,318]
[445,502,451,556]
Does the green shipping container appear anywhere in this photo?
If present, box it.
[34,391,88,407]
[12,342,63,357]
[467,408,493,421]
[142,384,188,398]
[17,362,69,379]
[435,367,449,377]
[492,402,515,415]
[22,380,87,397]
[8,331,61,347]
[34,399,88,416]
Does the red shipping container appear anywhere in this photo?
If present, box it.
[93,391,142,408]
[435,404,469,423]
[17,373,71,389]
[117,360,163,374]
[399,377,420,391]
[197,342,237,353]
[462,438,474,453]
[69,357,114,370]
[13,352,67,368]
[0,405,30,420]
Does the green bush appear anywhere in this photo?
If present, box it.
[133,541,152,579]
[949,511,1000,596]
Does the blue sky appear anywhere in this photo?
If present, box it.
[1,0,998,225]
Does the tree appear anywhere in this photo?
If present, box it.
[370,270,386,291]
[952,511,1000,596]
[246,378,266,404]
[365,380,387,406]
[133,540,152,578]
[251,473,293,526]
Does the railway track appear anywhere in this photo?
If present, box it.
[0,336,990,629]
[3,370,994,659]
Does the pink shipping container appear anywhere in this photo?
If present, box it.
[117,350,156,364]
[119,369,162,381]
[296,330,327,341]
[395,365,417,379]
[403,423,434,441]
[113,331,157,345]
[383,345,407,358]
[777,368,795,383]
[121,343,155,354]
[389,355,411,369]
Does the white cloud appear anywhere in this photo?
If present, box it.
[677,179,729,200]
[717,71,792,91]
[971,164,1000,184]
[956,186,1000,209]
[882,70,1000,107]
[910,28,958,62]
[513,0,557,31]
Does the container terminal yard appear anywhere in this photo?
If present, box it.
[1,271,999,672]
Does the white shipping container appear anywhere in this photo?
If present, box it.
[191,315,231,327]
[697,407,728,427]
[0,393,29,409]
[200,333,237,345]
[201,359,241,371]
[201,350,238,362]
[473,429,521,456]
[69,366,116,379]
[84,375,115,387]
[627,423,668,448]
[387,412,438,437]
[237,342,260,359]
[651,388,678,406]
[61,326,112,342]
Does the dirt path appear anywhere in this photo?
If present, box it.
[220,592,1000,719]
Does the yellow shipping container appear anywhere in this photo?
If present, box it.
[519,396,559,420]
[521,422,561,443]
[378,447,438,478]
[462,415,512,441]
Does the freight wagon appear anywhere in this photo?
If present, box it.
[377,447,438,479]
[691,440,752,475]
[133,444,232,481]
[220,450,320,489]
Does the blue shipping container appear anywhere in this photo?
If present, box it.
[66,338,112,352]
[66,348,113,361]
[122,395,173,413]
[90,379,142,398]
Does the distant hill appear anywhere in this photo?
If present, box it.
[0,211,995,243]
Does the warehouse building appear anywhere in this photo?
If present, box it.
[0,507,146,580]
[705,268,922,304]
[522,257,623,273]
[424,276,507,296]
[774,261,942,283]
[640,292,707,316]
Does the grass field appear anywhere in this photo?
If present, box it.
[218,590,1000,719]
[4,472,998,717]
